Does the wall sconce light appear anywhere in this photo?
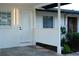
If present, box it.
[13,8,16,26]
[13,8,19,26]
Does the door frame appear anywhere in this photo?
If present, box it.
[67,16,77,32]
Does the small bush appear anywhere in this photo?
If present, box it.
[62,44,72,54]
[66,32,79,41]
[66,32,79,51]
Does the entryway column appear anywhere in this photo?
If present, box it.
[57,3,61,54]
[32,8,37,45]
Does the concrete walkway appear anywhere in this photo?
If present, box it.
[0,46,60,56]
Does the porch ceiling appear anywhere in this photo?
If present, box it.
[36,9,79,15]
[42,3,71,9]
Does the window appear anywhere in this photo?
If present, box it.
[0,12,11,26]
[43,16,53,28]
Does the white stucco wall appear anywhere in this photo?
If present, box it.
[36,11,64,47]
[36,11,65,28]
[0,4,35,48]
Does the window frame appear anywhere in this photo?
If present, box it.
[0,12,11,26]
[43,16,53,28]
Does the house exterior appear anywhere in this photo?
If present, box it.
[36,9,79,54]
[0,3,79,54]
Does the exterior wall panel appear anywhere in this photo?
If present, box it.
[0,4,35,48]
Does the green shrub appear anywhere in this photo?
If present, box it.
[66,32,79,51]
[61,38,66,46]
[66,32,79,41]
[62,44,72,54]
[62,32,79,53]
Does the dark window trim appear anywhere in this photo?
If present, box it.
[43,16,53,28]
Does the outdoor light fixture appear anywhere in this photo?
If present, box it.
[16,8,19,26]
[13,8,16,26]
[13,8,19,26]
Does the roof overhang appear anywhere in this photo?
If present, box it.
[36,9,79,15]
[42,3,71,9]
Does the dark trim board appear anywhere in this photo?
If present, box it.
[36,9,79,15]
[42,3,70,9]
[36,42,57,52]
